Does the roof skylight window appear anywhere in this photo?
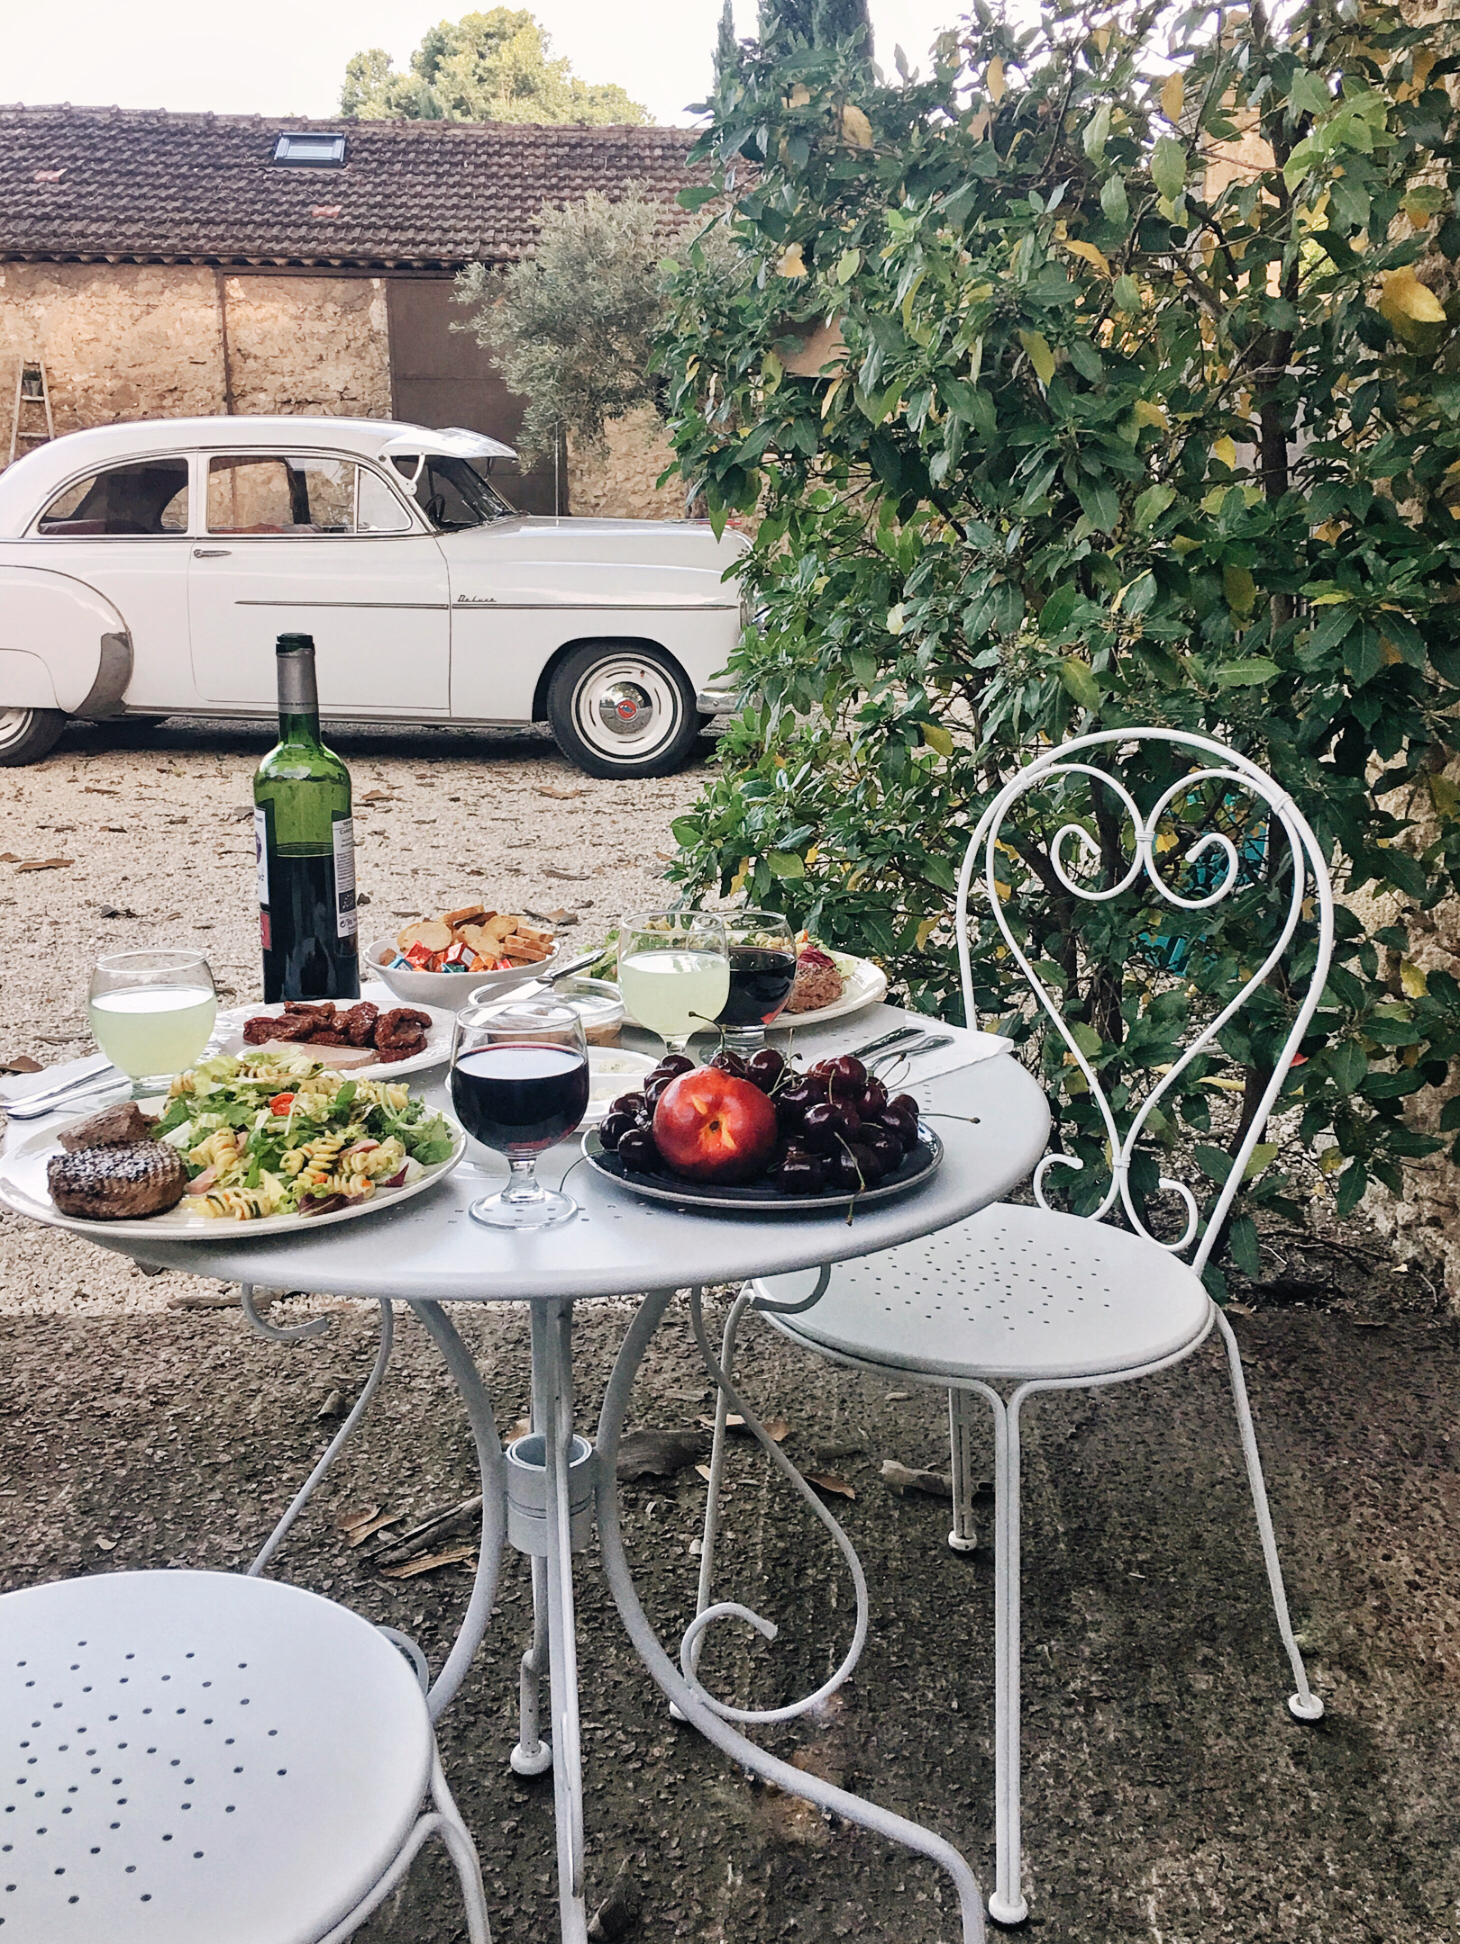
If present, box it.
[271,133,347,167]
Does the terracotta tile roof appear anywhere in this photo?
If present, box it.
[0,104,704,269]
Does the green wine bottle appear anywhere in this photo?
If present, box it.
[254,633,360,1003]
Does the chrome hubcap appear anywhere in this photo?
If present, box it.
[596,681,654,739]
[0,710,34,749]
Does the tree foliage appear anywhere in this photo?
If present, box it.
[456,188,727,460]
[341,8,647,124]
[661,0,1460,1275]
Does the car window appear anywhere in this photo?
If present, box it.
[390,454,515,530]
[37,459,189,537]
[206,455,361,535]
[356,467,413,534]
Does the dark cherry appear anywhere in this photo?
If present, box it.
[828,1101,862,1141]
[874,1107,917,1149]
[616,1127,658,1172]
[777,1079,819,1117]
[861,1077,888,1114]
[609,1092,648,1120]
[827,1149,864,1191]
[860,1125,904,1173]
[801,1101,842,1153]
[769,1152,826,1195]
[830,1055,868,1090]
[643,1074,677,1107]
[808,1059,837,1082]
[652,1054,696,1080]
[845,1141,885,1186]
[745,1047,786,1091]
[709,1049,750,1080]
[888,1092,920,1121]
[598,1111,636,1151]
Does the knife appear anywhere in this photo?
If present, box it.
[847,1025,924,1060]
[3,1060,124,1119]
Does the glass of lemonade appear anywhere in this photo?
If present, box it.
[88,949,218,1099]
[617,911,729,1056]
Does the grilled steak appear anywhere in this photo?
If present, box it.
[57,1102,156,1153]
[48,1141,188,1220]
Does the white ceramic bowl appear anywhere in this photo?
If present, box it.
[475,974,626,1044]
[366,935,557,1012]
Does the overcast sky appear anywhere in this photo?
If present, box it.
[0,0,965,125]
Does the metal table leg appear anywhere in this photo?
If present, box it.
[596,1287,989,1944]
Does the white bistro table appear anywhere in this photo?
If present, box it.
[10,1006,1050,1944]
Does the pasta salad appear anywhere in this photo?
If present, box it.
[151,1049,457,1221]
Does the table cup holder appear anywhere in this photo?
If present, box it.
[506,1432,596,1554]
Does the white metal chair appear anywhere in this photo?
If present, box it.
[697,728,1328,1925]
[0,1568,489,1943]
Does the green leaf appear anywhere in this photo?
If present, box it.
[921,722,954,758]
[669,817,701,849]
[1151,136,1186,203]
[1083,103,1112,161]
[1133,482,1175,529]
[1242,1142,1281,1181]
[676,184,719,211]
[1076,476,1119,532]
[1288,70,1331,116]
[836,248,861,284]
[1059,656,1102,712]
[1335,1159,1368,1218]
[1018,331,1056,385]
[1214,657,1281,688]
[767,851,806,879]
[1227,1214,1261,1279]
[1100,174,1129,225]
[1113,273,1140,312]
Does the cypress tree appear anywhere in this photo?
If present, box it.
[714,0,743,83]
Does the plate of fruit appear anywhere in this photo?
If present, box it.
[583,1048,941,1213]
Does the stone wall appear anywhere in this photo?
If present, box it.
[567,406,689,521]
[0,263,392,442]
[0,264,686,520]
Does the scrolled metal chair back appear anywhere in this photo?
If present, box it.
[954,729,1334,1274]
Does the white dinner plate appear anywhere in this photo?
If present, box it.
[208,981,454,1081]
[0,1104,467,1243]
[771,953,888,1032]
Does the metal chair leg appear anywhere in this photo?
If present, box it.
[948,1387,980,1552]
[1213,1309,1324,1721]
[986,1383,1028,1927]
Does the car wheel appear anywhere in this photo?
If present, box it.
[0,709,66,767]
[546,643,701,779]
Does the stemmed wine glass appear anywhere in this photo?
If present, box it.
[616,911,729,1056]
[87,949,218,1100]
[720,911,797,1054]
[450,999,590,1230]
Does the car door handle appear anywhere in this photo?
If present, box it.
[193,547,231,558]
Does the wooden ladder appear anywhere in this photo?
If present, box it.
[7,360,54,466]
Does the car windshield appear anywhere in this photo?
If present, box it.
[392,455,515,530]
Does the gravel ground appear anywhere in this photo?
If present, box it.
[0,713,707,1316]
[1,717,1457,1944]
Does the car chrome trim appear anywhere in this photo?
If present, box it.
[695,689,742,715]
[452,600,738,612]
[235,599,451,610]
[73,629,134,720]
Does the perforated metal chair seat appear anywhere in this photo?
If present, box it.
[0,1570,436,1944]
[755,1202,1212,1383]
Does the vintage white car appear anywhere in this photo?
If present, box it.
[0,416,747,776]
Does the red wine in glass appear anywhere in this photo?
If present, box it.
[451,1044,590,1153]
[722,947,797,1028]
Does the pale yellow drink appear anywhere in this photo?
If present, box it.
[618,950,729,1043]
[88,986,218,1083]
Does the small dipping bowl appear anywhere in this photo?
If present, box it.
[477,973,625,1045]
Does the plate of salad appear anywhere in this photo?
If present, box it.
[0,1051,465,1241]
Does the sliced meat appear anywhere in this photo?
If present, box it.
[376,1007,432,1051]
[375,1039,425,1065]
[340,1002,380,1047]
[57,1102,156,1153]
[48,1141,188,1220]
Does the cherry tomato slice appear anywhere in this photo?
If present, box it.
[269,1092,296,1116]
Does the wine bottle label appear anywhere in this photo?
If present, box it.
[333,816,357,939]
